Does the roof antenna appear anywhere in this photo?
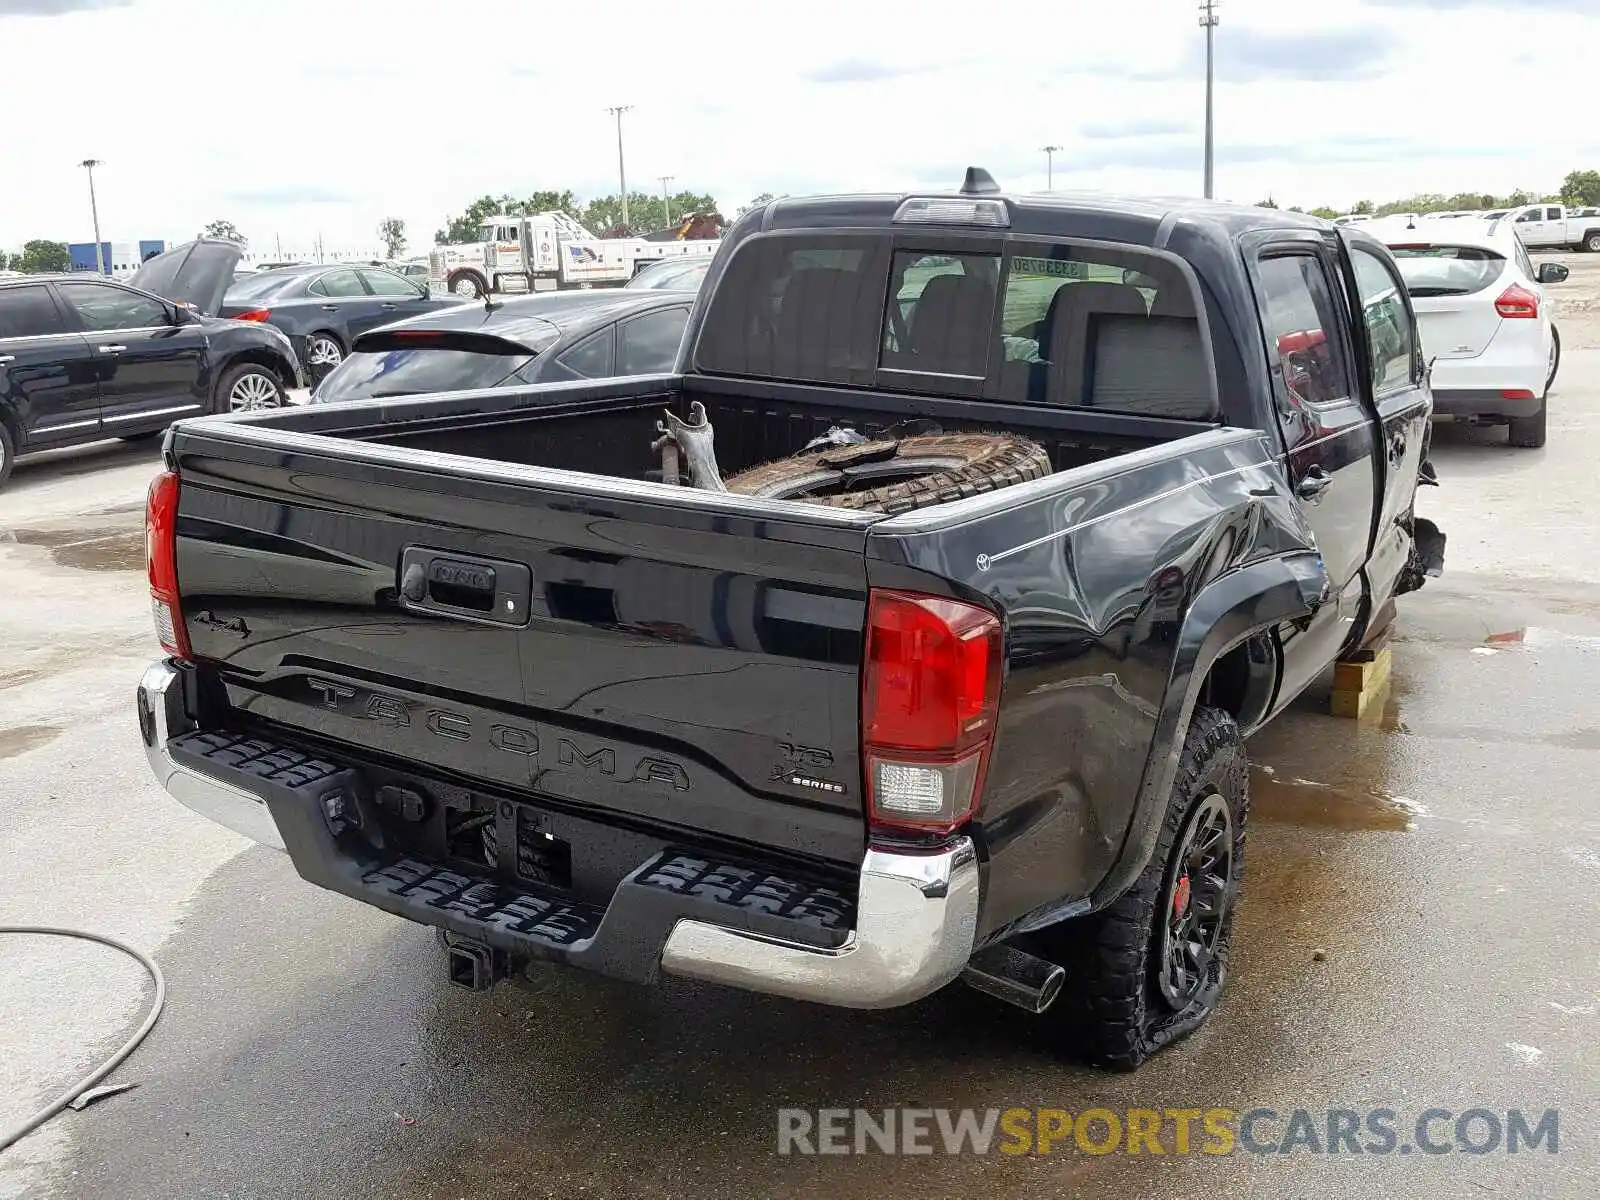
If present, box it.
[960,167,1000,195]
[484,290,499,314]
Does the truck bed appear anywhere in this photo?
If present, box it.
[165,375,1218,898]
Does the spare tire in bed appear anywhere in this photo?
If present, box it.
[723,432,1051,515]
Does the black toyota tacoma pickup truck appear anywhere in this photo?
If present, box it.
[136,171,1444,1068]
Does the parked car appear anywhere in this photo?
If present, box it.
[217,262,460,376]
[623,257,713,291]
[135,172,1443,1070]
[1499,204,1600,252]
[0,240,301,488]
[311,291,695,404]
[1376,217,1565,447]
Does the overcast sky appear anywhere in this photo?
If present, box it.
[2,0,1596,254]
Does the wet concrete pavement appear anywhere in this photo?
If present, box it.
[3,288,1599,1197]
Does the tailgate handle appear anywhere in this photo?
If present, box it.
[399,548,532,626]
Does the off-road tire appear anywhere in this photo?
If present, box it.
[1035,707,1248,1071]
[724,432,1050,515]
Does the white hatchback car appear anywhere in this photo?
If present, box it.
[1374,217,1566,448]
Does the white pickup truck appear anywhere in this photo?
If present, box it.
[1502,203,1600,252]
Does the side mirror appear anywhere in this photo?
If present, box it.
[169,304,197,325]
[1536,262,1569,285]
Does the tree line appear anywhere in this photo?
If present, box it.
[1263,169,1600,220]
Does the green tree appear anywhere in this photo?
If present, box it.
[579,191,719,236]
[1351,200,1374,215]
[1256,196,1278,209]
[737,191,780,217]
[0,249,10,270]
[377,217,406,259]
[524,190,582,219]
[1309,206,1341,220]
[204,219,244,242]
[19,240,69,273]
[1559,169,1600,206]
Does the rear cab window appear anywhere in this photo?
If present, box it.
[692,232,1219,420]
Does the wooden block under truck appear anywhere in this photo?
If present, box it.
[428,212,719,299]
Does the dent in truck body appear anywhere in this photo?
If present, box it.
[867,427,1325,941]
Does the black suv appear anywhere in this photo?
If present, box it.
[0,239,302,488]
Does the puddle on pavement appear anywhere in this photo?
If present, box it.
[2,527,145,572]
[0,725,61,759]
[1251,767,1423,832]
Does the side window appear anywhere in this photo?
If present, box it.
[357,268,421,298]
[1547,207,1563,222]
[552,329,613,379]
[995,244,1213,418]
[1516,209,1539,223]
[0,285,68,338]
[616,307,689,375]
[1350,248,1417,394]
[309,269,365,298]
[880,251,999,377]
[56,282,169,332]
[1254,254,1353,408]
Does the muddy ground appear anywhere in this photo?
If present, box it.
[1,255,1598,1198]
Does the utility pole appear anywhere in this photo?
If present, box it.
[1200,0,1220,199]
[606,105,634,228]
[1042,145,1061,191]
[79,159,105,274]
[659,175,675,226]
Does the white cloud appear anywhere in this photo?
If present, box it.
[1,0,1595,255]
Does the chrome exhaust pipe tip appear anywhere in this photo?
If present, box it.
[960,943,1066,1014]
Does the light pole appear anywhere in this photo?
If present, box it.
[79,158,105,274]
[1200,0,1220,199]
[659,175,675,226]
[1042,145,1061,191]
[606,105,634,228]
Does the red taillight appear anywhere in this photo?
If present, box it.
[146,470,190,660]
[862,589,1002,835]
[1494,284,1539,319]
[232,308,271,322]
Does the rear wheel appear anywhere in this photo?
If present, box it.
[1034,707,1248,1070]
[1585,232,1600,253]
[305,333,345,371]
[215,363,287,413]
[1507,402,1547,448]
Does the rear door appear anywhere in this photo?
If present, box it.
[305,267,376,341]
[55,279,208,429]
[1342,239,1429,610]
[355,268,442,328]
[0,283,101,444]
[1246,235,1378,706]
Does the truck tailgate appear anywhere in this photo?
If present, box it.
[170,431,873,866]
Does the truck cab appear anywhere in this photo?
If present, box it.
[1505,203,1600,252]
[429,213,720,300]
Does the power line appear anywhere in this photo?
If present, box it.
[1199,0,1220,199]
